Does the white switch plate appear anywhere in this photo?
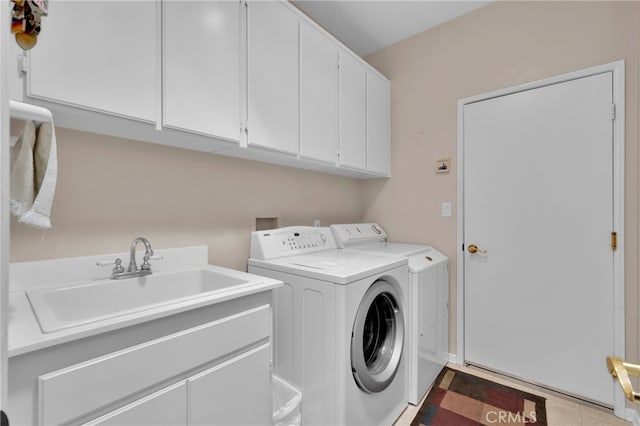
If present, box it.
[441,202,452,217]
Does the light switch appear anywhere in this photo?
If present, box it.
[441,202,452,217]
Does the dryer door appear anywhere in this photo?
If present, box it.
[351,279,404,393]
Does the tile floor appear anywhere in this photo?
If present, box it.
[393,363,631,426]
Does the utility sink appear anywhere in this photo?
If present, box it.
[26,267,262,333]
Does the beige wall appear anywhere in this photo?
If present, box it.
[363,0,640,365]
[10,128,364,271]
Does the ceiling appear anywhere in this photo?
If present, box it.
[291,1,491,57]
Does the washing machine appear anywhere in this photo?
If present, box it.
[249,226,409,426]
[330,223,449,405]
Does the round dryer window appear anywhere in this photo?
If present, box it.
[351,279,404,393]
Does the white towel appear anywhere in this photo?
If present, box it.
[10,119,57,229]
[10,120,36,216]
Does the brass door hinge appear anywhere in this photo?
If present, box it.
[611,231,617,251]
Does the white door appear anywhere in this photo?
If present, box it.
[463,72,616,405]
[339,51,366,170]
[247,1,299,154]
[82,382,187,426]
[300,22,339,164]
[188,344,271,426]
[366,70,390,176]
[0,2,9,420]
[27,1,157,122]
[164,1,240,141]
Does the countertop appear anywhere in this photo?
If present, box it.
[8,264,282,358]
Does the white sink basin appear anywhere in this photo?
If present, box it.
[26,267,262,333]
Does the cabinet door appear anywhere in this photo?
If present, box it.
[366,70,391,175]
[339,52,366,170]
[300,23,338,164]
[82,381,187,426]
[27,1,157,122]
[189,344,271,426]
[164,1,240,141]
[247,1,299,154]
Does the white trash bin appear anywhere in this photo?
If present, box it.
[272,375,302,426]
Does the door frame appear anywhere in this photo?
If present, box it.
[0,0,10,417]
[456,61,625,416]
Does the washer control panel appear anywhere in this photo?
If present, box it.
[250,226,336,260]
[278,231,326,251]
[329,223,388,248]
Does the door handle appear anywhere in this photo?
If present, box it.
[607,356,640,402]
[468,244,487,254]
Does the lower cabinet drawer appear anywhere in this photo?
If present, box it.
[38,305,270,425]
[81,382,187,426]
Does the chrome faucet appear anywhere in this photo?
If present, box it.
[97,237,163,280]
[129,236,154,273]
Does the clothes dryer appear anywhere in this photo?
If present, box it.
[249,226,408,425]
[330,223,449,405]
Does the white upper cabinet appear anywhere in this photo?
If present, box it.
[247,1,299,155]
[299,23,339,164]
[21,0,391,178]
[366,70,391,176]
[163,1,240,142]
[339,51,367,170]
[27,1,157,122]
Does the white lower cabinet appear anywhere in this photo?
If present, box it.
[189,344,272,426]
[84,344,272,426]
[33,304,272,426]
[82,382,187,426]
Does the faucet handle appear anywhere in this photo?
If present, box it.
[141,254,163,271]
[97,258,125,274]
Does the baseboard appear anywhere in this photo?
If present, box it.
[448,353,461,365]
[626,408,640,426]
